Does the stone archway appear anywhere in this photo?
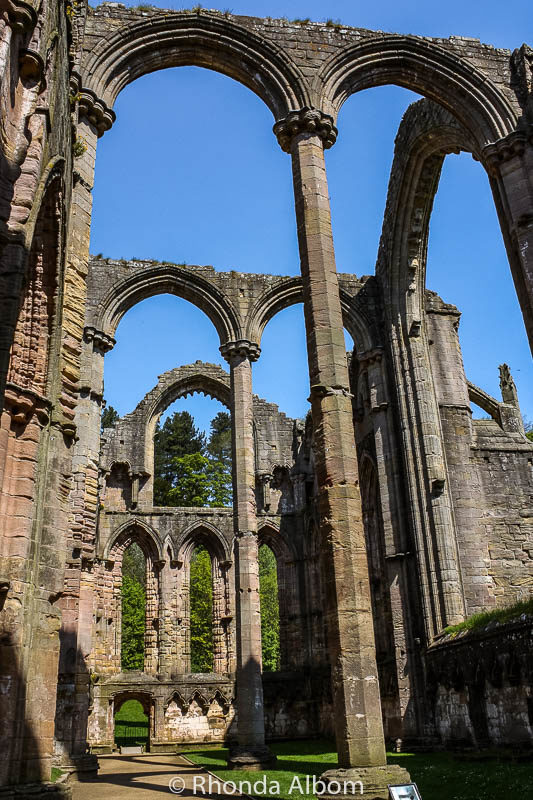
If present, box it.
[94,521,164,677]
[79,10,309,125]
[258,524,301,672]
[175,522,234,675]
[317,35,518,147]
[113,691,152,752]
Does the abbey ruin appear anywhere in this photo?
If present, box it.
[0,2,532,798]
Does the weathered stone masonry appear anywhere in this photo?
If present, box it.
[0,3,532,797]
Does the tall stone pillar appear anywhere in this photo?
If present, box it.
[53,95,112,776]
[221,339,274,769]
[483,128,533,355]
[274,109,409,794]
[362,350,426,744]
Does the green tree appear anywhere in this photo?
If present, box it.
[190,545,213,672]
[259,545,280,672]
[524,417,533,442]
[154,411,206,505]
[101,404,120,431]
[167,452,232,507]
[123,541,146,584]
[207,411,232,469]
[121,542,146,671]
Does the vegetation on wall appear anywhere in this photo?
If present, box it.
[444,596,533,637]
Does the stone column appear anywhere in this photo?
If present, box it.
[221,339,274,769]
[483,129,533,355]
[274,109,409,794]
[362,350,426,744]
[55,326,112,774]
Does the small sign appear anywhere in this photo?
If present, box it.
[388,785,422,800]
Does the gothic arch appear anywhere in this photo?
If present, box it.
[99,363,233,504]
[246,276,376,353]
[164,690,187,711]
[175,521,231,564]
[104,518,163,564]
[316,35,518,148]
[258,523,300,671]
[375,99,469,636]
[7,169,64,400]
[24,157,65,248]
[80,11,310,123]
[359,452,379,509]
[376,99,477,325]
[95,265,241,346]
[258,522,296,563]
[142,365,231,428]
[162,535,177,565]
[113,690,152,717]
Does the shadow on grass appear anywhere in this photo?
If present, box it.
[185,741,533,800]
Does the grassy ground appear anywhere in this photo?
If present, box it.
[114,698,149,748]
[185,739,533,800]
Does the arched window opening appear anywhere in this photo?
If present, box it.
[189,545,214,673]
[91,67,295,274]
[154,395,232,508]
[259,544,280,672]
[344,328,355,353]
[327,85,420,276]
[121,542,146,671]
[427,152,532,420]
[114,698,149,751]
[103,294,223,419]
[254,304,309,420]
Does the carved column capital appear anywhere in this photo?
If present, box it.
[76,87,116,137]
[482,127,533,174]
[84,326,116,353]
[356,347,384,366]
[220,339,260,363]
[19,49,46,89]
[3,382,51,426]
[273,107,338,153]
[1,0,37,31]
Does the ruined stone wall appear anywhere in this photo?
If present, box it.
[426,617,533,748]
[0,2,532,787]
[86,365,323,748]
[426,292,533,616]
[87,669,334,753]
[0,0,79,790]
[471,425,533,603]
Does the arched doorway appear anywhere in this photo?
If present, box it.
[113,693,151,752]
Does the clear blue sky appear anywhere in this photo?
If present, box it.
[92,0,533,433]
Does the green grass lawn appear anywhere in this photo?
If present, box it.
[184,739,533,800]
[114,698,149,748]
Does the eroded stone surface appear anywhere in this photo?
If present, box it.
[0,2,532,794]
